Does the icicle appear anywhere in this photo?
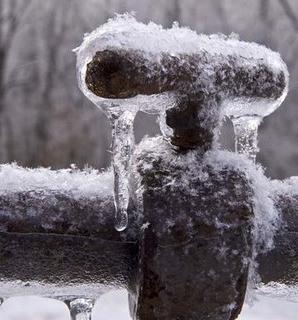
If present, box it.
[109,109,136,231]
[68,298,95,320]
[63,299,71,309]
[231,115,262,163]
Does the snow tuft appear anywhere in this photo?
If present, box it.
[0,163,113,199]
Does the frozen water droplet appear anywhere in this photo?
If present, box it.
[223,96,288,162]
[0,297,4,306]
[109,110,136,231]
[231,115,262,162]
[69,298,95,320]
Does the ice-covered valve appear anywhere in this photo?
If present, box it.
[76,14,288,229]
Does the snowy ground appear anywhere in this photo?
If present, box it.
[0,290,297,320]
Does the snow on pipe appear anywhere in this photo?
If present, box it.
[0,165,296,291]
[0,165,138,298]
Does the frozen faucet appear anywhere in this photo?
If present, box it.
[0,16,296,320]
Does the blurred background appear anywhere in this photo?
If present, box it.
[1,0,298,178]
[0,0,298,319]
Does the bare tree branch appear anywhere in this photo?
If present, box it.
[4,0,33,50]
[279,0,298,30]
[260,0,269,20]
[211,0,230,34]
[165,0,181,27]
[0,0,34,93]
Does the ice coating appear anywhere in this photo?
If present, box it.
[0,281,108,300]
[75,14,180,113]
[76,13,288,113]
[0,164,113,199]
[222,66,288,161]
[224,88,288,162]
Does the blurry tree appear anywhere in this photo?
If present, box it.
[259,0,273,44]
[279,0,298,30]
[211,0,230,34]
[34,0,72,165]
[165,0,181,27]
[0,0,32,109]
[0,0,33,160]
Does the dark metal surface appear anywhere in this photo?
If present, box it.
[258,194,298,285]
[86,49,286,100]
[130,137,254,320]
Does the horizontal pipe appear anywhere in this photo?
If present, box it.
[0,167,138,298]
[0,232,138,298]
[0,167,297,298]
[0,190,124,241]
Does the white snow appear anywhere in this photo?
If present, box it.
[271,175,298,197]
[256,282,298,304]
[0,164,113,199]
[76,13,287,74]
[0,296,68,320]
[0,291,297,320]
